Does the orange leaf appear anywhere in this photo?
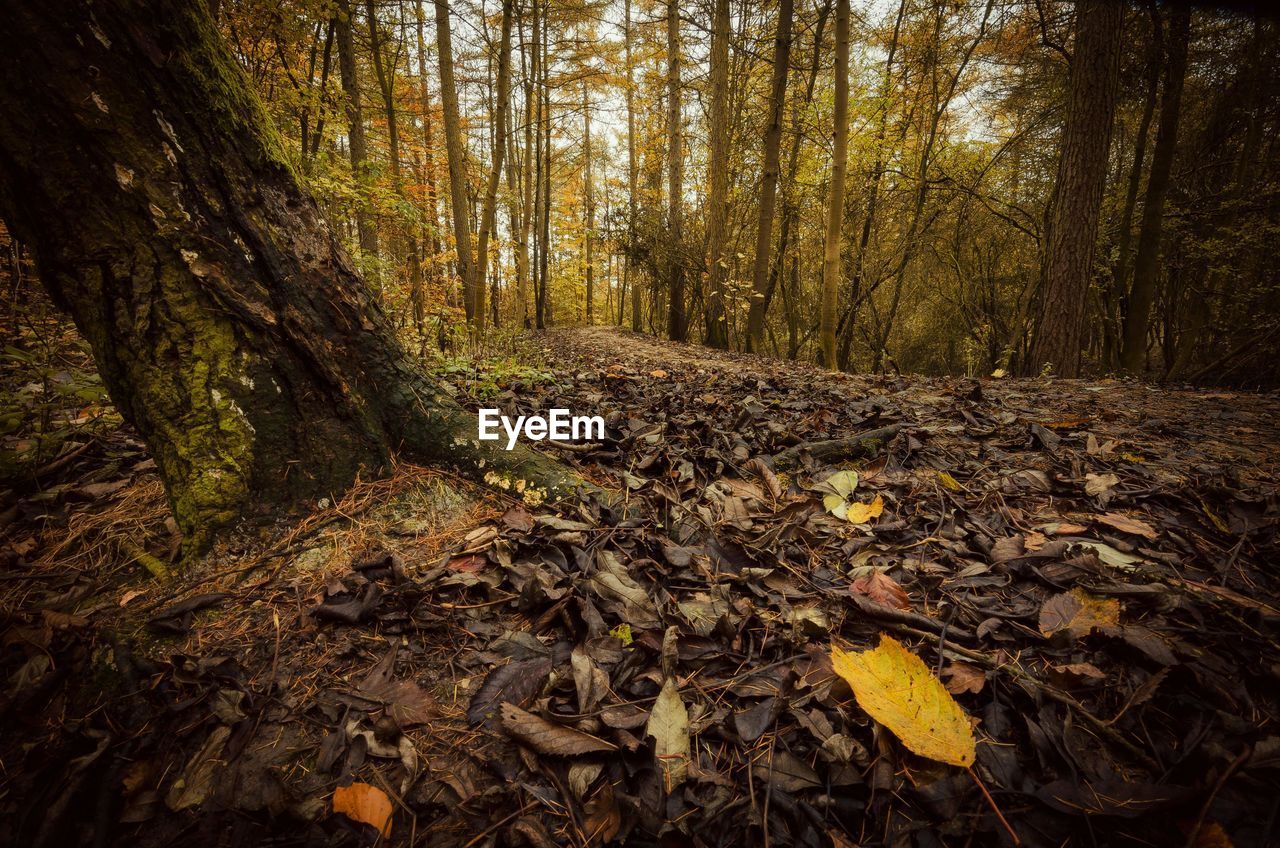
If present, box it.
[850,571,910,610]
[332,782,392,837]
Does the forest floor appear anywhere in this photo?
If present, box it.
[2,324,1280,847]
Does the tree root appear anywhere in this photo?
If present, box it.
[769,423,905,471]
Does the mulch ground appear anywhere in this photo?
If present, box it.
[2,325,1279,847]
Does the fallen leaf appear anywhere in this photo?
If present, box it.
[831,636,976,767]
[646,678,690,788]
[819,470,860,519]
[649,369,668,378]
[1039,589,1121,639]
[332,782,392,837]
[845,494,884,524]
[1085,472,1119,498]
[850,571,909,610]
[941,662,986,695]
[501,703,616,755]
[1097,512,1157,540]
[467,657,552,726]
[936,470,962,491]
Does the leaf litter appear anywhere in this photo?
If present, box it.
[1,326,1279,846]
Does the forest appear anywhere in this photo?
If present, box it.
[1,0,1279,847]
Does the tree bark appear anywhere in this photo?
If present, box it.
[336,0,380,268]
[743,0,793,354]
[703,0,731,349]
[1107,2,1162,370]
[414,0,444,324]
[434,0,477,322]
[665,0,686,342]
[473,0,514,336]
[583,78,596,323]
[819,0,850,369]
[625,0,642,332]
[1026,0,1124,377]
[1119,3,1190,374]
[0,0,583,553]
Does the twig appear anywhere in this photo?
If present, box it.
[967,766,1020,845]
[769,423,906,471]
[1183,746,1250,848]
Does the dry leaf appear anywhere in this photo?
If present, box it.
[831,636,976,767]
[1039,589,1121,639]
[845,494,884,524]
[849,571,909,610]
[332,782,392,837]
[646,678,690,788]
[1085,473,1119,497]
[1097,512,1157,540]
[941,662,986,695]
[501,703,616,755]
[649,369,668,378]
[936,470,962,491]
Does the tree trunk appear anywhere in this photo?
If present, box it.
[1119,3,1190,374]
[473,0,514,336]
[0,0,582,553]
[1107,2,1162,370]
[336,0,379,269]
[665,0,686,342]
[819,0,850,369]
[434,0,477,323]
[625,0,642,332]
[703,0,731,349]
[414,0,444,322]
[1026,0,1124,377]
[583,79,596,324]
[743,0,793,354]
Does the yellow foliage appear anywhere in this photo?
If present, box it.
[831,636,976,767]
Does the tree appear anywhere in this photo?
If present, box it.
[744,0,794,354]
[0,1,581,552]
[336,0,379,268]
[434,0,477,322]
[583,77,596,323]
[819,0,850,368]
[1120,3,1190,374]
[625,0,641,332]
[666,0,687,342]
[703,0,732,349]
[473,0,515,335]
[1026,0,1124,377]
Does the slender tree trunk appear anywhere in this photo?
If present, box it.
[336,0,379,270]
[473,0,514,336]
[703,0,731,348]
[819,0,850,368]
[414,1,444,313]
[836,0,905,370]
[1107,3,1162,369]
[536,8,552,328]
[434,0,477,322]
[1026,0,1124,377]
[1119,4,1190,374]
[583,79,596,324]
[743,0,794,353]
[666,0,686,342]
[625,0,641,332]
[0,1,582,553]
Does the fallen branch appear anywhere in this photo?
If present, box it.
[769,423,905,471]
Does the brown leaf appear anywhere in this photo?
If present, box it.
[850,571,910,610]
[1096,511,1158,540]
[501,505,535,532]
[467,657,552,726]
[990,534,1025,563]
[941,662,986,695]
[1039,589,1121,639]
[359,648,439,728]
[501,703,616,756]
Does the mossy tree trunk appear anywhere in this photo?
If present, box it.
[0,0,583,553]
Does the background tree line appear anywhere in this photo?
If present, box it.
[149,0,1279,384]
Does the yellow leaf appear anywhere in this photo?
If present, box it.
[831,636,976,767]
[846,494,884,524]
[332,782,393,837]
[936,471,961,491]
